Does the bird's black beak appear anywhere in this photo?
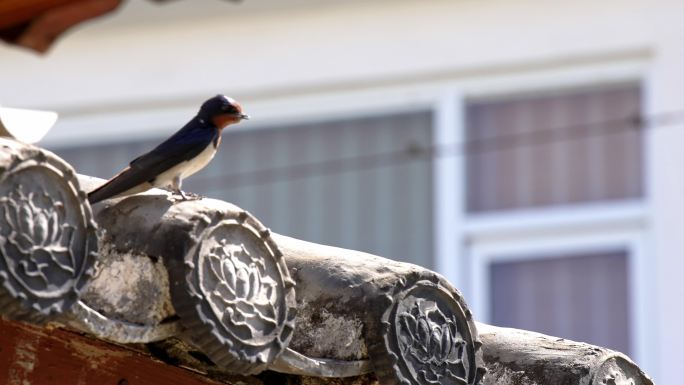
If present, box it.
[239,113,250,120]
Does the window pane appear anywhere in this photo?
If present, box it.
[466,85,642,212]
[53,111,434,268]
[490,251,630,354]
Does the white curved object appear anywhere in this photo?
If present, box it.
[0,106,58,144]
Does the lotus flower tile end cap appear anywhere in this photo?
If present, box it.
[167,210,296,375]
[0,139,97,323]
[371,280,484,385]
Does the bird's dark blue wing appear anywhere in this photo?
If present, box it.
[87,119,217,203]
[130,120,216,172]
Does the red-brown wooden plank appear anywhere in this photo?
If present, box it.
[0,317,226,385]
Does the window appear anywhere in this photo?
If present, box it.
[465,85,642,213]
[490,251,630,353]
[459,82,646,364]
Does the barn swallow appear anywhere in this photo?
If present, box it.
[87,95,249,204]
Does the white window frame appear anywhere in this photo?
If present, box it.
[430,60,654,372]
[430,57,648,281]
[466,227,651,365]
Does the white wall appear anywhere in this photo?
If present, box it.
[0,0,661,115]
[1,0,682,382]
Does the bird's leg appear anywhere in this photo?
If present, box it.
[171,176,188,201]
[170,176,203,201]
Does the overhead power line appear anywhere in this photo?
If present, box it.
[192,110,684,190]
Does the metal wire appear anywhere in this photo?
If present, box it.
[198,110,684,189]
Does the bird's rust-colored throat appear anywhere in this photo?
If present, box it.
[212,113,243,130]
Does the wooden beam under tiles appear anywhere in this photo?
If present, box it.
[0,317,227,385]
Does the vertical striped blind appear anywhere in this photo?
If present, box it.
[465,85,642,213]
[490,251,631,354]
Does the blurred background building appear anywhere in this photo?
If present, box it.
[1,0,683,383]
